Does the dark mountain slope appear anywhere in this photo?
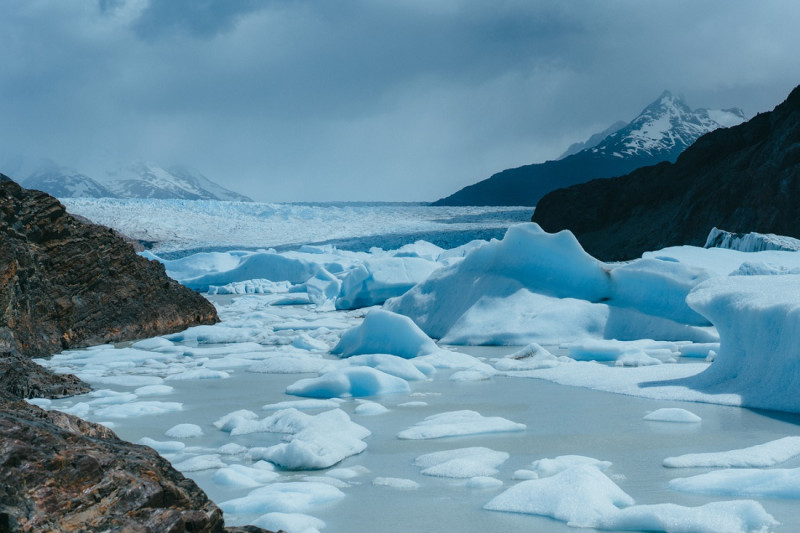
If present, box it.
[434,92,744,206]
[532,85,800,261]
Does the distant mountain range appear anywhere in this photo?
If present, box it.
[532,85,800,261]
[6,160,252,202]
[434,91,746,206]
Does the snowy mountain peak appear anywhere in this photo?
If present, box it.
[22,160,117,198]
[103,162,253,202]
[588,92,747,160]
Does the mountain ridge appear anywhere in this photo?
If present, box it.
[531,85,800,261]
[433,92,745,206]
[7,159,253,201]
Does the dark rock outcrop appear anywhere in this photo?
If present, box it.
[0,174,218,359]
[0,400,270,533]
[0,177,270,532]
[533,85,800,261]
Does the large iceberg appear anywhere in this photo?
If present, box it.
[676,275,800,412]
[387,223,716,345]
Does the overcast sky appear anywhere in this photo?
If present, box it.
[1,1,799,202]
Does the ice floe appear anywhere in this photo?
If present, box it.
[397,410,525,440]
[413,447,510,478]
[664,436,800,468]
[643,408,702,423]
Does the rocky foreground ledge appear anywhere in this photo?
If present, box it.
[0,176,270,532]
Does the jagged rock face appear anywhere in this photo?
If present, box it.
[0,401,270,533]
[0,175,218,358]
[533,85,800,261]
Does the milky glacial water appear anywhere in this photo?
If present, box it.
[44,328,800,533]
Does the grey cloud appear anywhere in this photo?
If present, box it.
[126,0,271,40]
[1,0,798,201]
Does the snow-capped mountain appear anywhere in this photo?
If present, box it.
[22,161,118,198]
[590,91,745,160]
[104,163,252,202]
[435,91,747,206]
[557,120,628,160]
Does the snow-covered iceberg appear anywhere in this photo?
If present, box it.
[386,223,717,345]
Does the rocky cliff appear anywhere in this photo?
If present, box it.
[1,174,218,359]
[532,85,800,261]
[0,177,269,532]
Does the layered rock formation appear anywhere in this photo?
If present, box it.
[0,400,268,533]
[533,85,800,261]
[0,174,218,359]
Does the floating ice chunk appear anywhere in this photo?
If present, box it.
[397,410,525,440]
[332,309,440,359]
[414,447,509,478]
[165,423,203,438]
[292,333,330,352]
[248,356,331,375]
[26,398,51,408]
[184,252,322,292]
[213,463,280,488]
[87,390,138,406]
[398,401,427,407]
[449,368,497,382]
[218,443,249,455]
[387,224,717,346]
[354,400,389,415]
[335,257,440,309]
[134,384,174,396]
[166,324,264,345]
[596,500,779,533]
[252,512,325,533]
[643,408,702,423]
[286,366,410,398]
[214,409,259,432]
[244,409,371,470]
[493,343,561,371]
[512,469,539,480]
[372,477,420,490]
[160,250,243,281]
[220,482,346,514]
[262,399,343,411]
[467,476,503,489]
[390,240,445,261]
[678,342,720,358]
[305,268,342,309]
[208,279,292,295]
[138,437,186,453]
[416,350,495,374]
[530,455,612,477]
[93,400,182,418]
[165,368,230,381]
[614,351,663,367]
[670,468,800,498]
[327,466,369,479]
[484,465,634,527]
[83,375,164,387]
[131,337,181,352]
[345,353,433,381]
[684,275,800,412]
[173,454,227,472]
[664,436,800,468]
[567,339,678,364]
[608,258,712,326]
[301,475,350,488]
